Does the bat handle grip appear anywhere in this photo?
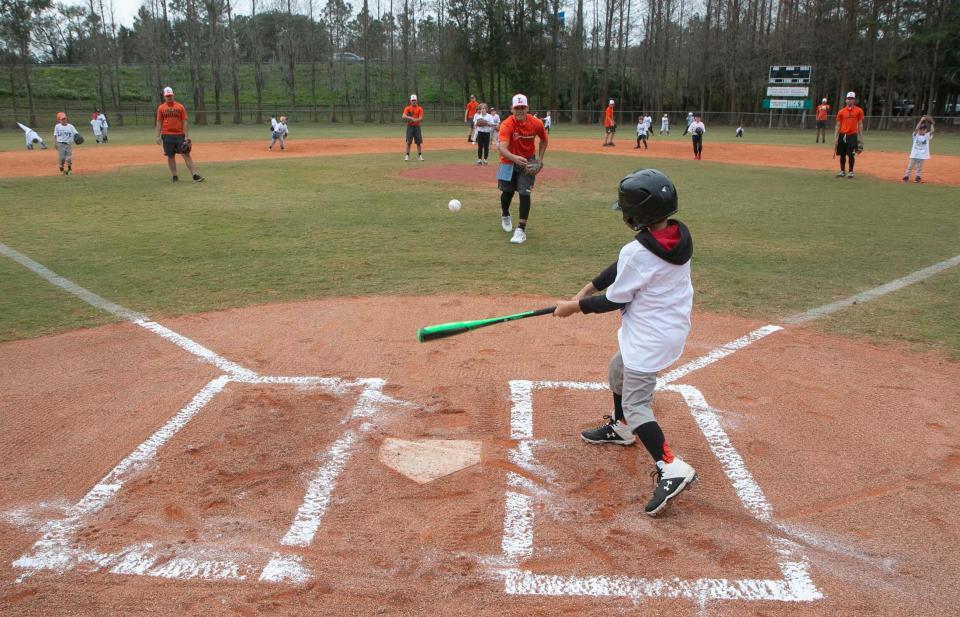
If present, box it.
[530,306,557,316]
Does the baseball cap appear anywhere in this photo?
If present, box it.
[410,94,417,101]
[845,91,856,99]
[163,86,174,96]
[822,98,828,102]
[609,99,615,105]
[56,112,66,120]
[511,94,528,109]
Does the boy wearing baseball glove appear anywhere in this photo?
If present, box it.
[155,86,204,183]
[53,112,78,175]
[269,115,289,150]
[903,116,935,183]
[553,169,698,516]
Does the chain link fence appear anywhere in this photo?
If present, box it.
[3,103,958,132]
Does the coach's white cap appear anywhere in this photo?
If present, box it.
[822,97,828,102]
[845,91,856,99]
[162,86,174,96]
[511,93,528,108]
[410,94,417,101]
[609,99,615,105]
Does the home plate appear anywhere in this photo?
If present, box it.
[379,438,481,484]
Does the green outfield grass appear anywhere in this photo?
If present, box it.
[1,147,957,358]
[3,122,958,156]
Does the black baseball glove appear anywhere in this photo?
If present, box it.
[73,133,84,145]
[524,159,542,176]
[855,140,864,154]
[178,138,193,154]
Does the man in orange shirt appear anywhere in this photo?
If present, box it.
[402,94,425,161]
[155,86,203,182]
[834,91,864,178]
[464,95,478,142]
[603,99,616,146]
[815,98,830,143]
[497,93,548,244]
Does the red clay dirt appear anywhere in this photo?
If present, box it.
[1,136,958,185]
[1,295,959,615]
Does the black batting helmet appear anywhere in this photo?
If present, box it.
[615,169,678,231]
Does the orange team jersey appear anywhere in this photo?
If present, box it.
[403,105,423,126]
[816,104,830,121]
[466,100,478,119]
[498,114,548,163]
[157,101,187,135]
[604,106,615,127]
[836,106,864,135]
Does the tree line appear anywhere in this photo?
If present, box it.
[2,0,958,127]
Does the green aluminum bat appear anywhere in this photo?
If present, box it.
[417,306,557,342]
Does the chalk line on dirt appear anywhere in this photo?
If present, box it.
[499,379,822,603]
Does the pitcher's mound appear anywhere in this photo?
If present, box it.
[399,163,577,184]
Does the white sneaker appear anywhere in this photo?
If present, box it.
[418,154,424,161]
[476,159,483,166]
[645,457,698,516]
[404,154,409,161]
[501,215,512,232]
[510,228,527,244]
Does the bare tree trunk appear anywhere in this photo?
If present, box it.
[226,0,242,123]
[251,0,265,123]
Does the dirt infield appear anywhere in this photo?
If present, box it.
[2,295,959,615]
[1,136,958,185]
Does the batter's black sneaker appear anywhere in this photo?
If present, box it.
[171,175,179,182]
[193,174,205,182]
[645,457,697,516]
[581,416,635,446]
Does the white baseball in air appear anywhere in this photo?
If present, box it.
[448,199,462,212]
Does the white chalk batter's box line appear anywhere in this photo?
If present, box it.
[13,374,409,585]
[496,380,823,603]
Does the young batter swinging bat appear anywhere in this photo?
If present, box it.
[417,307,556,342]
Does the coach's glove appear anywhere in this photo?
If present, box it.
[178,139,193,154]
[524,160,542,176]
[73,134,84,145]
[856,140,864,154]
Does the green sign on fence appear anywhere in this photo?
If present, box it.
[762,99,812,110]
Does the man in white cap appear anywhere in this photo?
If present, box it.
[815,97,831,143]
[603,99,616,146]
[496,93,548,244]
[155,86,204,182]
[402,94,424,161]
[834,91,864,178]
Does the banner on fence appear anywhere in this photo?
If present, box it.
[766,86,809,97]
[763,99,812,110]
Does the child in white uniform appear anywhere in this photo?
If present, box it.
[18,122,48,150]
[553,168,698,517]
[53,112,79,175]
[96,110,109,142]
[269,115,289,150]
[903,116,934,183]
[635,116,649,149]
[90,113,103,143]
[660,114,669,135]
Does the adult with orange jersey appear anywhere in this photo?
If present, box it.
[815,98,830,143]
[603,99,617,146]
[496,93,548,245]
[402,94,425,161]
[155,86,203,182]
[834,91,864,179]
[464,94,478,142]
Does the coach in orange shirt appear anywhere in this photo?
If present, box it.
[155,86,203,182]
[834,91,864,179]
[815,98,830,143]
[603,99,616,146]
[402,94,424,161]
[464,95,478,142]
[497,93,548,245]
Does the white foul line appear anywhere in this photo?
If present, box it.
[782,254,960,324]
[0,240,251,378]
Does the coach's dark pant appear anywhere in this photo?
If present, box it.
[476,131,491,160]
[692,134,703,157]
[837,133,858,172]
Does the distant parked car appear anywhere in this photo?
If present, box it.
[893,99,915,116]
[333,52,364,63]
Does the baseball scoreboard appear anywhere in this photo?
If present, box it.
[768,65,812,85]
